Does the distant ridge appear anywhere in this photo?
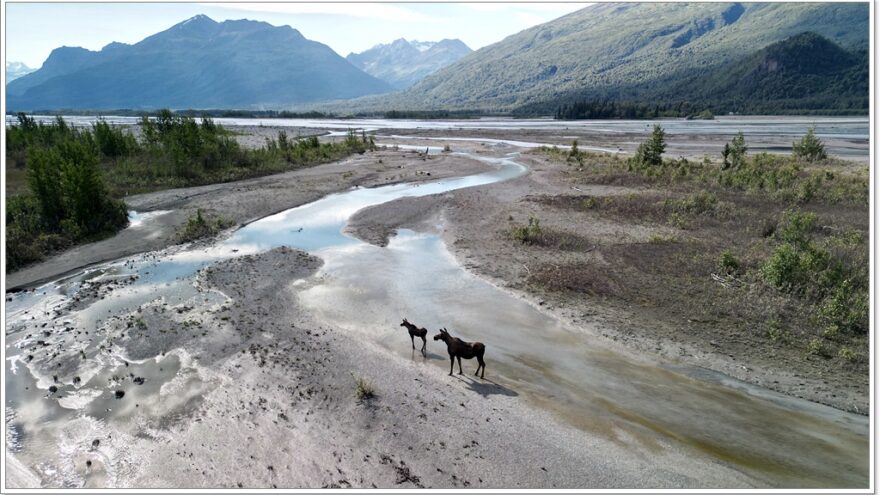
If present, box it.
[7,15,394,111]
[5,61,36,82]
[346,38,471,89]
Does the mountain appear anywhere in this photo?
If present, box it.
[5,62,36,82]
[7,15,394,111]
[662,32,868,113]
[346,38,471,89]
[377,2,868,113]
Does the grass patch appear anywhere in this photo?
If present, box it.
[351,372,375,401]
[178,209,234,244]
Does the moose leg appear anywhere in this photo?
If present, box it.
[477,356,486,379]
[410,335,415,349]
[449,356,455,376]
[457,356,463,375]
[420,337,426,354]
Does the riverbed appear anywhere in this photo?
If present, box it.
[3,144,869,488]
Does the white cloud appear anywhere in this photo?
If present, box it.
[201,2,434,22]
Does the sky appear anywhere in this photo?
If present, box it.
[5,2,591,69]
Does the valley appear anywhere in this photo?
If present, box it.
[4,118,870,488]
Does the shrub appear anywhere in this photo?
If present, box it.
[664,191,718,215]
[178,209,232,243]
[805,337,829,358]
[512,216,543,244]
[722,131,747,170]
[792,126,827,162]
[766,320,791,344]
[718,250,740,276]
[816,280,869,335]
[775,209,817,247]
[351,372,375,401]
[93,119,138,158]
[837,346,862,363]
[629,124,666,168]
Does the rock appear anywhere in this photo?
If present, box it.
[73,376,81,385]
[133,377,145,385]
[48,386,58,394]
[92,439,100,448]
[114,390,125,399]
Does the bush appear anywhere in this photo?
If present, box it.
[351,372,375,401]
[722,131,747,170]
[805,337,830,358]
[766,320,791,344]
[816,280,869,336]
[776,208,817,247]
[760,208,867,337]
[512,216,543,244]
[664,191,719,215]
[178,209,232,243]
[837,346,862,363]
[629,124,666,168]
[718,250,740,276]
[93,119,138,158]
[792,126,827,162]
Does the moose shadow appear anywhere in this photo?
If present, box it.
[411,348,446,361]
[453,375,518,397]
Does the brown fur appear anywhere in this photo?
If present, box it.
[400,318,427,355]
[433,327,486,378]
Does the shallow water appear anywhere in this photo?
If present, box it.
[4,147,869,488]
[299,230,868,487]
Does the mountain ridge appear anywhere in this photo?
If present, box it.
[7,15,394,110]
[364,2,868,113]
[346,38,471,89]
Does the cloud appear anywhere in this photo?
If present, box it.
[201,2,434,22]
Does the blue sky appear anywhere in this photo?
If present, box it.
[6,2,590,69]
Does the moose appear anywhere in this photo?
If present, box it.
[400,318,428,355]
[434,327,486,379]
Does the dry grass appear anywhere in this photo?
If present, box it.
[521,150,868,376]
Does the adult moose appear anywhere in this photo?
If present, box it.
[433,327,486,378]
[400,318,427,355]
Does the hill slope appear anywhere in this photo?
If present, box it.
[346,38,471,89]
[381,2,868,113]
[7,15,394,110]
[667,31,868,113]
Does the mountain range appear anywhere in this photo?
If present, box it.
[5,4,871,115]
[346,38,471,89]
[363,2,868,114]
[5,62,36,82]
[6,15,393,110]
